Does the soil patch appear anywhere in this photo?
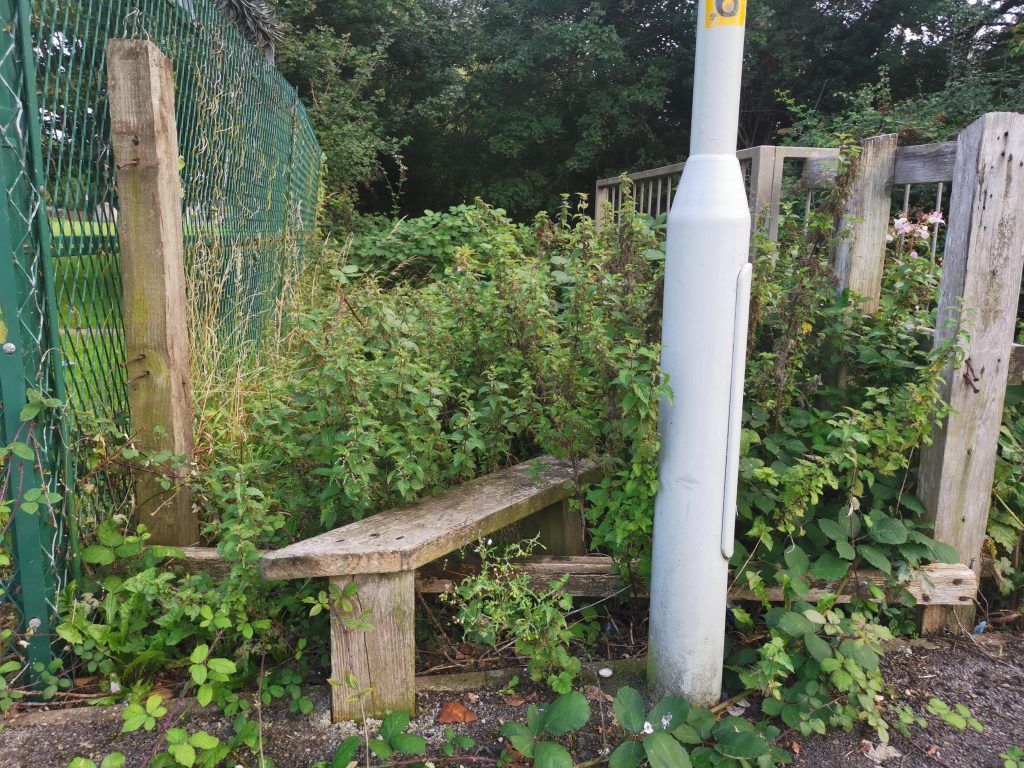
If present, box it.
[1,634,1020,767]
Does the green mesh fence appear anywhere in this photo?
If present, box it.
[0,0,321,682]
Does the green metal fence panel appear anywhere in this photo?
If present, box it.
[1,0,321,685]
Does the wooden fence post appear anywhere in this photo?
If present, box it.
[747,146,778,238]
[594,183,611,232]
[107,40,198,546]
[917,112,1024,634]
[831,134,898,313]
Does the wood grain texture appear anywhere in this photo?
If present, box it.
[1009,343,1024,386]
[832,134,898,313]
[330,572,415,721]
[261,456,602,580]
[891,141,957,184]
[525,500,587,556]
[918,112,1024,634]
[415,556,976,605]
[746,146,779,239]
[107,40,197,546]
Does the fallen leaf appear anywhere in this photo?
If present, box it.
[438,700,477,724]
[467,692,480,704]
[859,741,903,765]
[926,745,939,758]
[790,741,800,755]
[73,676,98,688]
[503,692,538,707]
[582,685,613,703]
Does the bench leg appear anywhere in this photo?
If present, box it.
[329,571,416,721]
[529,499,587,556]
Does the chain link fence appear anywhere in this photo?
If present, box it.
[0,0,322,683]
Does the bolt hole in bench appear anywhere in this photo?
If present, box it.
[258,455,601,721]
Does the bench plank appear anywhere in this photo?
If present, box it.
[415,555,978,605]
[261,456,601,581]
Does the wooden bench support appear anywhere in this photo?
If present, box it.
[330,572,415,722]
[526,499,587,556]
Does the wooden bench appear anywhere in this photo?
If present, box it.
[259,455,601,721]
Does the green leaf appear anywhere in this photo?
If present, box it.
[775,610,815,637]
[812,552,849,581]
[643,731,692,768]
[502,722,535,758]
[818,518,848,541]
[206,658,236,677]
[169,742,196,767]
[714,730,770,759]
[9,442,34,461]
[390,733,426,755]
[57,623,84,645]
[97,519,125,548]
[81,546,115,566]
[784,545,810,576]
[69,759,96,768]
[197,684,213,707]
[541,691,589,736]
[839,639,879,671]
[804,631,833,662]
[685,707,716,740]
[926,540,960,564]
[613,686,646,733]
[533,741,573,768]
[858,545,892,574]
[379,710,410,742]
[609,740,646,768]
[869,516,908,545]
[190,645,209,664]
[331,736,360,768]
[189,731,219,750]
[649,695,690,733]
[368,739,393,760]
[100,755,125,768]
[836,539,856,560]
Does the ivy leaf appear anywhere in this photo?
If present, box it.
[858,545,892,574]
[869,516,908,545]
[643,731,692,768]
[812,552,849,581]
[613,687,646,733]
[608,740,645,768]
[541,691,589,736]
[533,741,573,768]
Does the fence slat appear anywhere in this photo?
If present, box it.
[892,141,957,184]
[831,134,898,313]
[108,40,198,546]
[917,112,1024,634]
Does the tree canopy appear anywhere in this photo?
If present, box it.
[270,0,1024,218]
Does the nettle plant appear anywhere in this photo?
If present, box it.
[442,538,590,693]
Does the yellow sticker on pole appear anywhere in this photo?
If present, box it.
[706,0,746,27]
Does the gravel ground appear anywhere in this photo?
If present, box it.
[0,633,1020,767]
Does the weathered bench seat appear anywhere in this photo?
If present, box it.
[260,455,600,720]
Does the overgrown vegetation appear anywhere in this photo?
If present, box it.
[1,162,1019,766]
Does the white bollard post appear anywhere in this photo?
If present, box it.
[648,0,751,705]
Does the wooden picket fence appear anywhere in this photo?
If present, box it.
[595,112,1024,632]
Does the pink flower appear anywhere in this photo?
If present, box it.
[926,211,944,225]
[909,251,918,259]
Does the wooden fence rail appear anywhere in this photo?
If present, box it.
[596,112,1024,633]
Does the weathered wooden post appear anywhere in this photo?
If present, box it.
[746,145,778,238]
[594,182,611,232]
[831,134,898,313]
[918,112,1024,633]
[107,40,198,546]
